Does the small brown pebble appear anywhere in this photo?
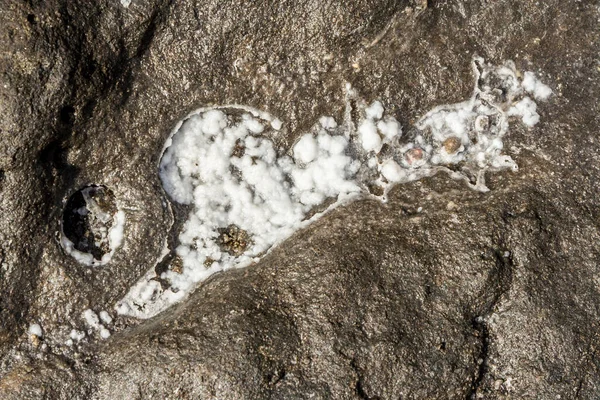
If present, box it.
[443,137,462,154]
[405,147,424,165]
[217,225,251,256]
[170,256,183,274]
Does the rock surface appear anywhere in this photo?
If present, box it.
[1,0,599,398]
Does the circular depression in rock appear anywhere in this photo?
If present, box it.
[60,185,125,266]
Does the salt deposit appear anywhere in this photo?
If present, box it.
[116,58,551,319]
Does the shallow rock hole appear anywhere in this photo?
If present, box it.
[61,185,124,265]
[59,105,76,125]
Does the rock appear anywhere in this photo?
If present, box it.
[404,147,426,167]
[217,225,252,257]
[443,137,462,154]
[0,0,599,399]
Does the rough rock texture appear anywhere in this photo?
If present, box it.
[1,0,599,398]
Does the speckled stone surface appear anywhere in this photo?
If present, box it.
[0,0,599,398]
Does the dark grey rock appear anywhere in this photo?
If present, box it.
[0,0,599,398]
